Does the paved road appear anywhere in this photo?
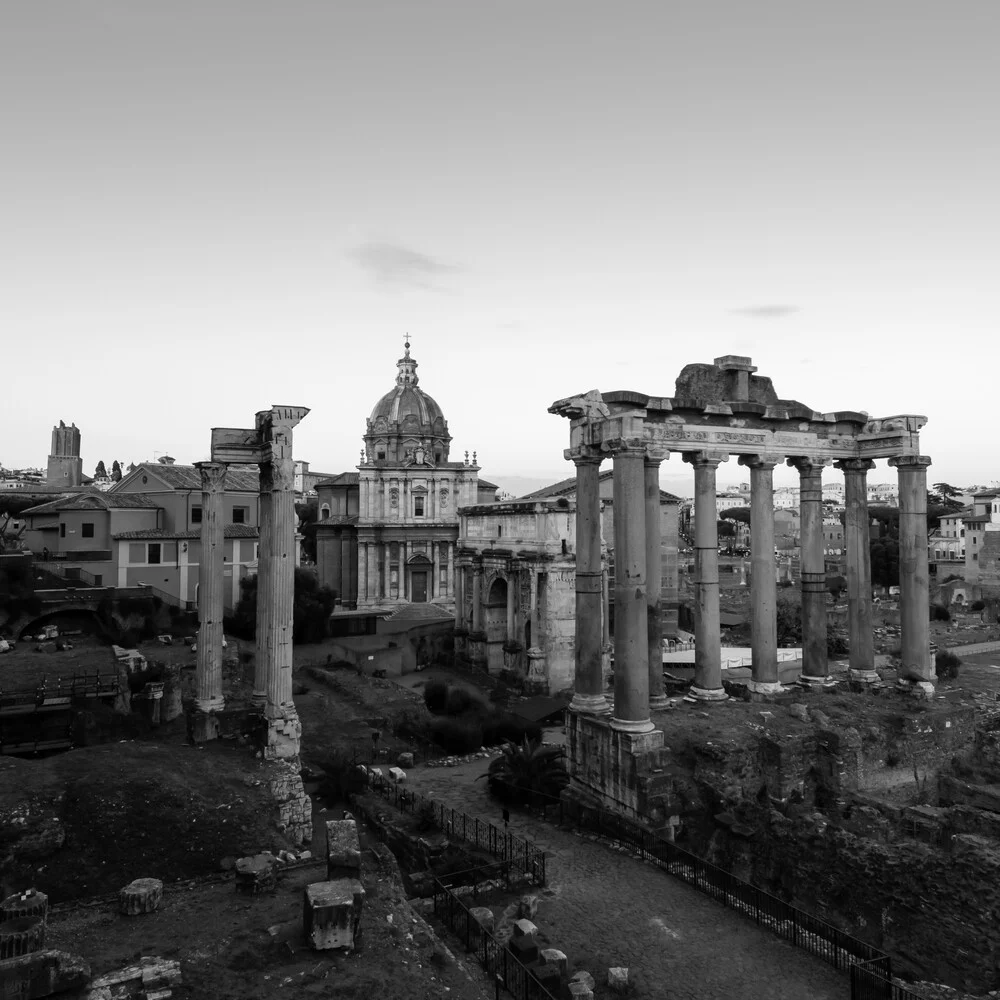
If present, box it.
[409,760,847,1000]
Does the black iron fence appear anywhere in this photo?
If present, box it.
[850,958,925,1000]
[368,777,546,886]
[432,878,558,1000]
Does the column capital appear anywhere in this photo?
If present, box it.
[681,450,729,469]
[888,455,933,471]
[834,458,876,474]
[567,446,603,466]
[644,445,671,467]
[738,454,782,471]
[787,456,832,474]
[195,461,228,492]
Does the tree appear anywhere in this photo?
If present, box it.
[95,460,107,479]
[870,539,900,589]
[720,507,752,525]
[717,519,736,538]
[231,568,336,644]
[111,460,122,482]
[295,500,319,563]
[0,496,37,552]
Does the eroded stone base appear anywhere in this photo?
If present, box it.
[265,707,303,761]
[268,759,313,845]
[564,711,667,822]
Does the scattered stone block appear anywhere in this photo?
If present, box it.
[568,983,594,1000]
[397,752,414,768]
[508,935,538,965]
[86,956,181,998]
[570,971,596,991]
[303,880,365,951]
[1,890,48,924]
[118,878,163,916]
[608,967,629,992]
[469,907,494,934]
[518,894,539,920]
[788,703,810,721]
[235,855,277,896]
[0,918,46,960]
[156,634,173,645]
[532,961,562,994]
[0,949,90,999]
[512,918,537,939]
[388,766,406,783]
[326,820,361,880]
[540,948,567,977]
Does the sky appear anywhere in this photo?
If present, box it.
[3,1,998,496]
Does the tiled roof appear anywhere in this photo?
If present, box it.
[112,524,260,541]
[380,602,455,633]
[315,472,359,488]
[23,492,158,516]
[478,479,499,491]
[112,463,260,493]
[520,469,681,503]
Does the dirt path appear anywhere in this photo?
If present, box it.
[405,759,848,1000]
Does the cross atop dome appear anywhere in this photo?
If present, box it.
[396,334,419,386]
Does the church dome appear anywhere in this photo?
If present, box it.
[364,340,452,464]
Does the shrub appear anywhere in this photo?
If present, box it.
[430,716,483,755]
[971,600,986,612]
[936,650,961,680]
[423,681,449,714]
[481,714,542,747]
[932,604,951,622]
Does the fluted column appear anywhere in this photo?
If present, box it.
[265,456,297,714]
[340,534,351,604]
[685,452,727,701]
[571,454,608,713]
[791,457,832,686]
[383,544,390,600]
[506,572,516,643]
[891,456,935,695]
[195,461,227,713]
[253,463,274,707]
[432,543,440,600]
[740,455,782,693]
[446,542,454,600]
[358,542,368,604]
[645,450,669,710]
[611,444,653,733]
[836,459,877,682]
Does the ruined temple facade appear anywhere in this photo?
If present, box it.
[316,341,496,610]
[552,355,934,819]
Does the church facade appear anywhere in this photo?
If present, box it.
[315,341,496,610]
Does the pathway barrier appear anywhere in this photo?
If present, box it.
[367,778,546,886]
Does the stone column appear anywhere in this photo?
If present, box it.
[447,542,454,599]
[265,454,297,715]
[685,452,727,701]
[383,544,391,600]
[571,455,608,713]
[891,456,935,695]
[611,444,653,732]
[601,568,610,647]
[740,455,782,694]
[791,457,832,686]
[471,562,483,633]
[358,542,367,604]
[506,572,516,643]
[454,563,465,628]
[529,567,539,646]
[253,463,274,707]
[645,451,669,709]
[837,459,877,682]
[195,461,227,713]
[340,535,351,604]
[432,542,440,600]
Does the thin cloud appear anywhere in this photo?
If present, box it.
[731,305,799,318]
[347,241,456,288]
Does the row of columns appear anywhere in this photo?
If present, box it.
[195,409,306,725]
[570,445,935,732]
[357,540,456,602]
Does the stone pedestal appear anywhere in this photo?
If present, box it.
[0,890,48,925]
[235,854,277,896]
[304,880,365,951]
[195,461,227,716]
[571,455,609,714]
[118,878,163,916]
[565,711,666,823]
[326,819,362,881]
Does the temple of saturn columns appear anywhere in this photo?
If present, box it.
[549,356,933,818]
[190,405,309,758]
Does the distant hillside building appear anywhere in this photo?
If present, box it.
[46,421,83,489]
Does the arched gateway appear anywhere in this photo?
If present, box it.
[550,355,933,817]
